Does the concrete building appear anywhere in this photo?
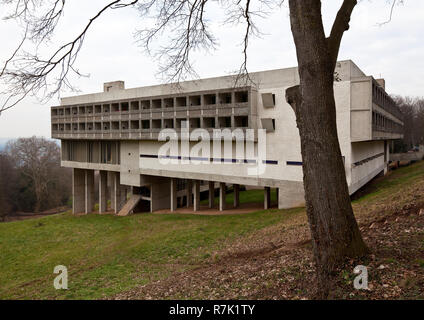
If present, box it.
[51,60,403,215]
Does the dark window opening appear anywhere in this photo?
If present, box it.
[112,103,120,112]
[234,116,248,128]
[235,91,248,103]
[164,98,174,108]
[121,102,129,112]
[131,120,140,129]
[176,97,187,107]
[219,92,232,104]
[141,120,150,129]
[189,118,200,128]
[152,119,161,129]
[152,99,162,109]
[164,119,174,128]
[218,116,231,128]
[202,117,215,128]
[204,94,216,105]
[189,95,201,106]
[121,121,129,130]
[141,100,150,110]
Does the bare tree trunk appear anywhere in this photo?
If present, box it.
[287,0,368,298]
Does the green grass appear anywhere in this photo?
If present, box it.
[1,161,423,299]
[0,200,300,299]
[353,161,424,204]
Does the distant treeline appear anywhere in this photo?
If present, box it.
[392,96,424,153]
[0,136,71,221]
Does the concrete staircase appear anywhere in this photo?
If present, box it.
[117,194,143,216]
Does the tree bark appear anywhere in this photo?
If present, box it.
[287,0,368,298]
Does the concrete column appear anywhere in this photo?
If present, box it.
[278,182,305,209]
[72,168,85,214]
[208,181,215,209]
[99,170,108,213]
[85,170,94,214]
[120,185,128,207]
[193,180,200,212]
[186,180,193,208]
[112,172,121,214]
[264,186,271,210]
[171,178,177,212]
[150,177,172,212]
[219,182,226,211]
[233,184,240,208]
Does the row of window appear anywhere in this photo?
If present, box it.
[63,140,120,164]
[372,111,403,134]
[52,116,249,132]
[52,91,249,117]
[372,82,402,120]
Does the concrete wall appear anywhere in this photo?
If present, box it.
[349,140,385,193]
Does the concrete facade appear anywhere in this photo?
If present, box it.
[55,61,404,214]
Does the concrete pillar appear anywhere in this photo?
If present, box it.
[112,172,121,214]
[72,168,85,214]
[171,178,177,212]
[208,181,215,209]
[85,170,94,214]
[219,183,226,211]
[264,187,271,210]
[233,184,240,208]
[120,185,128,207]
[186,180,193,208]
[193,180,200,212]
[99,170,108,213]
[150,178,172,212]
[278,182,305,209]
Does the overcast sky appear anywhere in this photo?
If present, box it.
[0,0,423,138]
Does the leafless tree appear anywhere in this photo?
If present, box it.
[393,95,424,149]
[0,152,17,221]
[6,136,62,212]
[0,0,406,297]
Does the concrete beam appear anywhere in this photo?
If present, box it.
[233,184,240,208]
[99,170,108,213]
[171,178,177,212]
[186,180,193,208]
[264,187,271,210]
[219,183,226,211]
[208,181,214,209]
[193,180,200,212]
[85,170,94,214]
[72,168,85,214]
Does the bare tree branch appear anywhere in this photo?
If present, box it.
[377,0,404,26]
[327,0,357,69]
[0,0,139,114]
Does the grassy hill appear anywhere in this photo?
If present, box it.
[1,162,423,299]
